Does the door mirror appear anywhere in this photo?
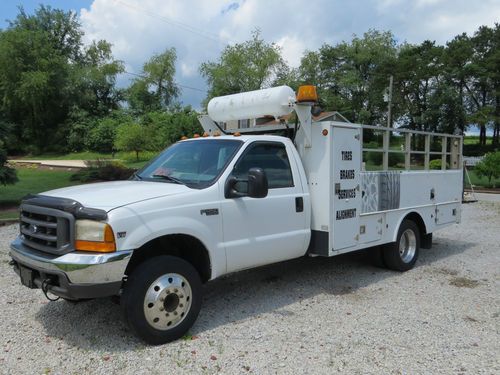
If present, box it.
[247,168,268,198]
[225,167,268,199]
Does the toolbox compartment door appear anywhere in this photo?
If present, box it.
[331,126,361,251]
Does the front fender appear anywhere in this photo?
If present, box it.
[107,203,225,279]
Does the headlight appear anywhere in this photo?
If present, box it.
[75,220,116,252]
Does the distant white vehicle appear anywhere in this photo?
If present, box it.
[10,85,463,344]
[463,156,483,167]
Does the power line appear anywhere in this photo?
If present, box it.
[114,0,228,45]
[122,70,207,93]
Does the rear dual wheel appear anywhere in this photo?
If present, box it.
[382,219,420,271]
[370,219,420,271]
[121,255,202,345]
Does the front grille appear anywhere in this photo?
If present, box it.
[20,204,74,255]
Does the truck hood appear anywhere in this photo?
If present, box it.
[42,181,191,211]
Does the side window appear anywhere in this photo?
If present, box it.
[233,143,294,190]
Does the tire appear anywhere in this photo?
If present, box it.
[121,255,202,345]
[382,219,420,271]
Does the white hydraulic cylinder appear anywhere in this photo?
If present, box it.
[207,86,296,122]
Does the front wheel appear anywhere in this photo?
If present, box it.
[121,255,202,345]
[382,219,420,271]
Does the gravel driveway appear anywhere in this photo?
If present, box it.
[1,202,499,374]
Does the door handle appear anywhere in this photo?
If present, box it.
[295,197,304,213]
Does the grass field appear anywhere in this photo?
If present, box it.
[464,169,500,189]
[463,136,493,145]
[0,168,80,208]
[0,210,18,220]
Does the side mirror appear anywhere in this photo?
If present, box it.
[224,167,268,199]
[247,167,268,198]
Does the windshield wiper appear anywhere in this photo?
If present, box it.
[132,172,143,180]
[152,174,185,185]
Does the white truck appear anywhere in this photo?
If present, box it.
[9,85,463,344]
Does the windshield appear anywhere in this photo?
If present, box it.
[136,139,242,189]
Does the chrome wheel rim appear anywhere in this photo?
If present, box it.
[399,229,417,263]
[144,273,192,330]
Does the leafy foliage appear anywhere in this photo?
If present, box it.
[70,160,135,182]
[429,159,444,170]
[0,122,17,185]
[474,151,500,184]
[127,48,179,113]
[200,30,287,106]
[0,6,123,153]
[141,107,203,147]
[115,123,157,160]
[86,118,118,154]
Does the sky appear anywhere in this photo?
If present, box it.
[1,0,499,116]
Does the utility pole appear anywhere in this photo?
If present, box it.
[387,75,393,128]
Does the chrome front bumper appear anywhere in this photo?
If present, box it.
[10,237,133,299]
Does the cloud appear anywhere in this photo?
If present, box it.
[276,35,306,68]
[180,62,196,77]
[78,0,500,109]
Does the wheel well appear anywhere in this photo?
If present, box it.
[403,212,427,238]
[125,234,211,283]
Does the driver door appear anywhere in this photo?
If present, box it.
[220,141,308,273]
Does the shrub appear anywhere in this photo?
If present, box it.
[429,159,450,170]
[474,151,500,186]
[86,118,118,154]
[429,159,442,170]
[115,123,157,160]
[463,143,498,157]
[0,140,17,186]
[71,159,135,182]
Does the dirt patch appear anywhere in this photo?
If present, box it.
[464,315,480,323]
[434,267,459,276]
[449,276,480,288]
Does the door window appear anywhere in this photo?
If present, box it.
[232,143,294,191]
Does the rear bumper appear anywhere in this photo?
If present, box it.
[9,237,132,300]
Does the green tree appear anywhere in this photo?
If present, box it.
[115,123,156,160]
[394,41,445,131]
[86,117,118,154]
[465,25,497,146]
[443,33,474,134]
[142,107,203,147]
[0,122,17,185]
[127,48,179,113]
[77,40,125,116]
[0,6,123,153]
[0,6,83,152]
[200,30,288,105]
[485,23,500,145]
[297,30,397,125]
[475,151,500,185]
